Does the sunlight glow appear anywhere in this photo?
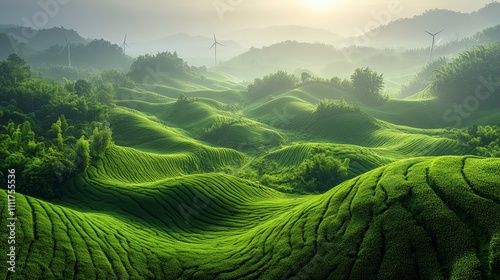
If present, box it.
[307,0,336,8]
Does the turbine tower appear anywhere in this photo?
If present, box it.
[59,35,75,67]
[425,29,444,60]
[122,33,130,55]
[209,33,224,66]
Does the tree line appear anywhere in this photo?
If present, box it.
[0,54,115,198]
[246,67,386,105]
[0,51,203,199]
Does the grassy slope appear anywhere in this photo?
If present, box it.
[2,156,499,279]
[3,79,499,279]
[243,84,462,171]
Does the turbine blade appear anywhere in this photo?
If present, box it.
[425,31,433,36]
[209,43,216,50]
[217,42,224,47]
[435,29,444,35]
[59,45,66,54]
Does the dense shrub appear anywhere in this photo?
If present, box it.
[0,54,31,86]
[251,145,350,193]
[296,150,350,193]
[313,98,360,120]
[128,51,189,83]
[351,67,385,102]
[431,43,500,102]
[399,57,447,98]
[329,76,354,92]
[0,56,113,198]
[456,125,500,157]
[247,70,298,102]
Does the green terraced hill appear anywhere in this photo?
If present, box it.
[257,142,392,178]
[2,156,499,279]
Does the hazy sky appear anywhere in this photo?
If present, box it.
[0,0,494,43]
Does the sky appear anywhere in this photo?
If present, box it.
[0,0,494,44]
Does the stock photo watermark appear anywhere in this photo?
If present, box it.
[343,0,404,61]
[142,64,171,88]
[269,107,296,129]
[7,0,71,53]
[6,169,17,273]
[178,189,211,225]
[213,0,244,21]
[443,75,500,127]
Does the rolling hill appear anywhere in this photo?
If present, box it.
[1,41,500,279]
[1,156,499,279]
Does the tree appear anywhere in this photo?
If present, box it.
[247,70,298,102]
[350,67,385,103]
[128,51,190,83]
[90,123,112,157]
[97,69,134,90]
[74,79,92,97]
[22,150,75,199]
[75,136,91,171]
[301,72,312,83]
[95,83,115,106]
[20,121,35,147]
[50,117,64,149]
[0,54,31,86]
[431,43,500,102]
[296,152,349,193]
[0,55,113,199]
[313,98,360,120]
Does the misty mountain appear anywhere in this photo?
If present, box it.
[348,3,500,48]
[0,26,133,71]
[0,26,88,54]
[130,33,247,67]
[0,33,19,59]
[218,41,413,82]
[225,25,344,48]
[27,39,133,71]
[220,41,349,80]
[129,26,343,68]
[220,24,500,87]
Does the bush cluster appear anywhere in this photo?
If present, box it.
[247,70,298,102]
[431,43,500,102]
[253,145,350,194]
[313,98,360,120]
[456,125,500,157]
[0,55,113,198]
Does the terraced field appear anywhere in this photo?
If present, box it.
[2,156,499,279]
[3,79,499,279]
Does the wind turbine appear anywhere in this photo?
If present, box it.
[121,33,129,54]
[425,29,444,60]
[209,33,224,66]
[59,35,75,67]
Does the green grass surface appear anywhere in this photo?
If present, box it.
[2,156,499,279]
[3,78,499,279]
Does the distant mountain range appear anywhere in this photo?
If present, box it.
[1,3,498,71]
[130,33,247,67]
[348,3,500,48]
[220,24,500,85]
[224,25,344,48]
[127,26,344,67]
[0,26,87,52]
